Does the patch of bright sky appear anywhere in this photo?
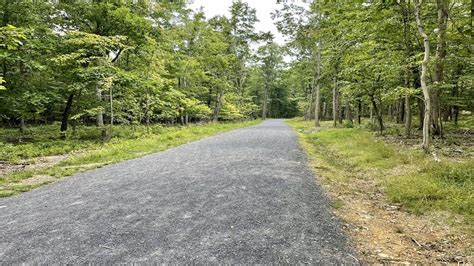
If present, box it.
[188,0,309,45]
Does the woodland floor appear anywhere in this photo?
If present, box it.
[0,120,356,263]
[288,118,473,264]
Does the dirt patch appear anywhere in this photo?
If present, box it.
[0,155,68,178]
[314,163,472,264]
[290,121,473,263]
[18,175,57,186]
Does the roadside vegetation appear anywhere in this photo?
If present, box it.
[287,118,473,263]
[278,2,472,261]
[0,120,259,197]
[0,1,283,196]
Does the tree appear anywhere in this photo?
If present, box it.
[275,1,472,150]
[257,41,283,119]
[414,0,432,152]
[228,1,259,115]
[52,31,127,136]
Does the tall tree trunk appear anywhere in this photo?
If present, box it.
[96,83,104,128]
[418,98,424,130]
[314,41,321,127]
[414,0,432,152]
[213,89,224,122]
[388,105,393,121]
[357,99,362,124]
[105,87,113,140]
[207,87,213,107]
[449,64,463,125]
[306,85,313,120]
[452,79,460,125]
[262,85,269,119]
[96,83,107,139]
[453,105,459,125]
[370,94,384,134]
[314,84,321,126]
[332,77,337,127]
[431,0,449,137]
[405,95,412,137]
[109,86,113,127]
[19,116,26,134]
[60,93,74,137]
[398,97,405,123]
[236,71,246,116]
[345,99,353,125]
[322,101,327,120]
[401,0,414,137]
[404,70,413,138]
[337,91,343,125]
[443,107,450,121]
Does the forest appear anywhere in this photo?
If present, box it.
[0,0,473,262]
[0,0,288,137]
[0,1,472,151]
[275,1,472,152]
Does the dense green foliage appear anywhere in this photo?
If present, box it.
[1,1,472,151]
[275,1,473,151]
[0,0,294,138]
[4,1,468,149]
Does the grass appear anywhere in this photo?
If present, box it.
[2,122,251,163]
[286,118,473,234]
[387,161,474,216]
[304,127,411,169]
[0,120,261,197]
[1,124,106,163]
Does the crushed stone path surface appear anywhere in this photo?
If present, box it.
[0,119,356,263]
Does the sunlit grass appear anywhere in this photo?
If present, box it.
[287,118,473,234]
[0,120,261,196]
[387,161,474,217]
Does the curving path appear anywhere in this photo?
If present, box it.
[0,119,355,263]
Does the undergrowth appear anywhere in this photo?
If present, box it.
[287,118,473,235]
[0,120,260,197]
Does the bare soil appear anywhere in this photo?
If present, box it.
[18,175,57,186]
[0,155,68,178]
[309,153,473,264]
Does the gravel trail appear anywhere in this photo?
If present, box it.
[0,119,356,263]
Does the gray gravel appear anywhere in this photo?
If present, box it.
[0,119,356,264]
